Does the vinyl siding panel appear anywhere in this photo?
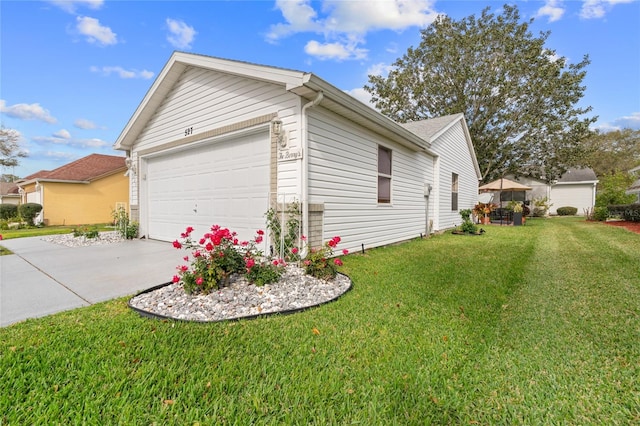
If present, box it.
[430,121,479,230]
[550,184,596,215]
[307,108,434,254]
[129,66,301,203]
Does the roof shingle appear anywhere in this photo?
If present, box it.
[23,154,126,182]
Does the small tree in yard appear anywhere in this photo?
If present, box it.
[595,172,636,207]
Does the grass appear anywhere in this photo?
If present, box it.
[1,218,638,424]
[0,224,114,255]
[0,224,113,240]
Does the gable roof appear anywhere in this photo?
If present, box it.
[114,51,436,154]
[0,182,19,196]
[400,113,482,180]
[18,154,126,185]
[556,167,598,184]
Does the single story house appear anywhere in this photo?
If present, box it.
[507,167,598,215]
[17,154,129,225]
[0,182,20,205]
[114,52,481,253]
[627,165,640,203]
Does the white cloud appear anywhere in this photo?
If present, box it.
[48,0,103,14]
[76,16,117,45]
[321,0,439,33]
[345,87,376,108]
[367,62,394,78]
[268,0,439,60]
[536,0,565,22]
[74,118,97,129]
[33,136,109,148]
[0,100,57,124]
[304,39,367,61]
[611,112,640,130]
[580,0,634,19]
[266,0,322,42]
[90,66,154,79]
[53,129,71,139]
[42,151,80,161]
[166,18,196,49]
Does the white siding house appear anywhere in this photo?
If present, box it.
[508,168,598,215]
[114,52,481,254]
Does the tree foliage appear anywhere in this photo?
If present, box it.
[595,172,636,207]
[582,128,640,176]
[365,4,596,183]
[0,126,27,168]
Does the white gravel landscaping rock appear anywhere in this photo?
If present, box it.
[129,266,352,322]
[41,231,125,247]
[40,231,351,322]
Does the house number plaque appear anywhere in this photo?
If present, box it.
[184,127,194,137]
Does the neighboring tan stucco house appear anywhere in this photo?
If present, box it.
[17,154,129,225]
[114,52,481,253]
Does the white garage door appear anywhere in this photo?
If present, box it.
[145,130,270,242]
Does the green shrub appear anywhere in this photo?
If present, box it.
[0,204,18,220]
[556,206,578,216]
[593,206,609,221]
[112,207,138,239]
[18,203,43,225]
[595,172,635,207]
[532,196,552,217]
[608,203,640,222]
[73,225,99,239]
[303,236,344,280]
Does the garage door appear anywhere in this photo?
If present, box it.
[145,130,270,242]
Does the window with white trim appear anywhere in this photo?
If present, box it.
[451,173,459,211]
[378,145,392,203]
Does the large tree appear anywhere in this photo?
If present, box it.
[0,126,27,168]
[582,128,640,177]
[365,4,596,183]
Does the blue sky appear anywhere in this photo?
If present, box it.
[1,0,639,178]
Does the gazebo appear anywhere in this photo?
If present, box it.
[479,178,532,225]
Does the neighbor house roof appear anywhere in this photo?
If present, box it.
[113,51,439,154]
[0,182,19,196]
[555,167,598,184]
[18,154,126,185]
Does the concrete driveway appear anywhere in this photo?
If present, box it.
[0,236,185,327]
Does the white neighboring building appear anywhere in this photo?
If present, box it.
[114,52,481,253]
[509,168,598,215]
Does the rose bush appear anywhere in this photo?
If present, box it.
[301,235,348,280]
[172,225,348,293]
[172,225,284,294]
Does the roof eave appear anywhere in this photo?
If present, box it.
[295,75,433,154]
[114,52,310,151]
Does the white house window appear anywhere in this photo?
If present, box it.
[378,145,392,203]
[451,173,459,211]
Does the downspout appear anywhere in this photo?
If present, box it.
[301,91,324,247]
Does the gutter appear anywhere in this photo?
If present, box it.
[301,91,324,249]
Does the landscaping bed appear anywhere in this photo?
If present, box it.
[603,220,640,234]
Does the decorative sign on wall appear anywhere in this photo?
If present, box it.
[277,148,303,162]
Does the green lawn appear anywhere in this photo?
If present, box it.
[0,224,113,240]
[1,218,638,424]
